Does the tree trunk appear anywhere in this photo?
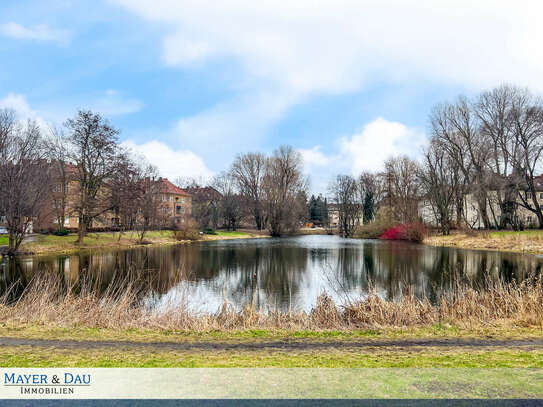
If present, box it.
[255,213,262,230]
[537,211,543,230]
[8,232,15,254]
[77,215,87,244]
[476,196,490,229]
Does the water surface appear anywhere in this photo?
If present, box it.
[1,235,542,312]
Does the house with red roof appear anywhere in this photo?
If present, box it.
[157,178,192,226]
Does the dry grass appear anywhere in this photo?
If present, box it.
[2,272,543,332]
[424,229,543,254]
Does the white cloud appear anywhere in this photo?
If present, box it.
[340,117,426,175]
[0,93,36,118]
[297,146,331,171]
[112,0,543,172]
[0,22,70,45]
[113,1,543,94]
[0,93,49,129]
[122,140,214,180]
[299,117,425,192]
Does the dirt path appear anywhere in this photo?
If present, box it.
[2,337,543,351]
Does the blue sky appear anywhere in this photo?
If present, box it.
[2,0,542,192]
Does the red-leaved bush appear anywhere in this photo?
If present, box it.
[379,222,427,243]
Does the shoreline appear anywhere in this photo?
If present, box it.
[1,230,269,257]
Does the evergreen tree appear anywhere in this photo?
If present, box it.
[363,191,375,224]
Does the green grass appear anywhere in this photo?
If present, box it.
[0,235,8,245]
[214,230,254,237]
[1,346,542,368]
[18,229,263,254]
[33,230,174,245]
[19,230,179,255]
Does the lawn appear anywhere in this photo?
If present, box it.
[214,230,255,237]
[1,344,543,369]
[3,346,543,398]
[16,229,265,255]
[19,230,177,255]
[0,235,8,245]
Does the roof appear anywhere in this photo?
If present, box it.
[184,186,223,201]
[159,178,191,197]
[534,175,543,191]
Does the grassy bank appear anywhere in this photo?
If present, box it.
[15,229,265,255]
[424,229,543,254]
[2,345,541,368]
[3,278,543,368]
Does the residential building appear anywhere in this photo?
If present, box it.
[419,175,543,229]
[327,203,363,228]
[158,178,192,226]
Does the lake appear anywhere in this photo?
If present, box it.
[1,235,542,312]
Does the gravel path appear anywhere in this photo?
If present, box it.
[2,337,543,351]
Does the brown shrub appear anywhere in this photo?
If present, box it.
[354,218,393,239]
[172,219,200,241]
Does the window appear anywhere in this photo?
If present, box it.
[539,193,543,199]
[527,216,533,223]
[64,218,70,225]
[162,195,166,202]
[170,196,174,202]
[182,198,185,203]
[176,205,181,215]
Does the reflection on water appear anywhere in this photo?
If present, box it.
[1,235,542,312]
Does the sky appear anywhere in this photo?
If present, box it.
[2,1,543,193]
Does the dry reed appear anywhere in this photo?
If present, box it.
[1,273,543,331]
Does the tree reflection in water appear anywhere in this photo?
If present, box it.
[1,235,542,312]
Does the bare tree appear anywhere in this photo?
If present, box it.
[64,110,122,243]
[329,175,362,237]
[231,152,267,230]
[262,146,307,236]
[475,85,523,229]
[174,176,211,189]
[431,99,493,228]
[44,126,72,230]
[109,152,146,236]
[134,165,163,242]
[382,156,420,223]
[0,110,51,254]
[213,171,244,231]
[509,89,543,228]
[418,141,456,235]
